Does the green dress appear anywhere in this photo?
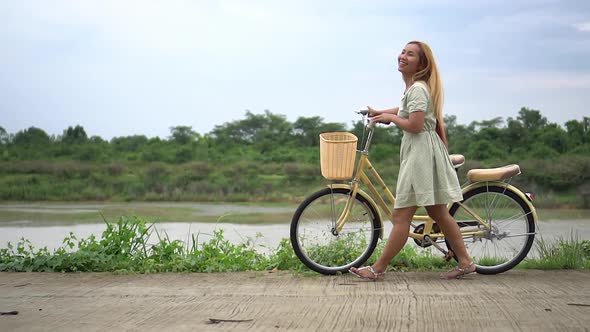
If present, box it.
[394,81,463,208]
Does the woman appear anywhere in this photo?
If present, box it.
[349,41,476,280]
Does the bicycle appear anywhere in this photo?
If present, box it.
[290,110,538,275]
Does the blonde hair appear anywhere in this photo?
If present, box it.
[408,41,447,146]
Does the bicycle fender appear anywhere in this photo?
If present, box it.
[460,181,538,223]
[328,184,385,240]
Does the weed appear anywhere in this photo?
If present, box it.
[520,233,590,270]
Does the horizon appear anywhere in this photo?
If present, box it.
[1,106,582,140]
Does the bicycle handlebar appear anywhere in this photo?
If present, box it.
[357,109,374,129]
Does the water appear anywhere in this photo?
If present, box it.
[0,202,295,253]
[0,203,588,255]
[0,222,289,254]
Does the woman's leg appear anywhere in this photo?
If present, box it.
[425,204,476,276]
[350,206,417,277]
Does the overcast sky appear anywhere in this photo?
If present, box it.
[1,0,589,139]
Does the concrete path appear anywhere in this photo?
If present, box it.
[1,270,589,331]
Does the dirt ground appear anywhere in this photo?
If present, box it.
[1,270,589,331]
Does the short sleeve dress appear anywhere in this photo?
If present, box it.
[394,81,463,208]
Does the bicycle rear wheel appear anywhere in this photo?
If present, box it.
[290,187,381,275]
[448,184,536,274]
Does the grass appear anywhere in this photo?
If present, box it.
[297,230,456,273]
[519,233,590,270]
[0,215,588,273]
[0,216,304,273]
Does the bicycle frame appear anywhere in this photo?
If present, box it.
[332,153,456,244]
[331,123,516,246]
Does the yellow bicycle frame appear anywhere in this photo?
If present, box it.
[330,151,535,244]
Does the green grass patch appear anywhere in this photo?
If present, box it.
[1,216,588,273]
[476,256,507,267]
[0,216,305,273]
[520,233,590,270]
[385,245,455,271]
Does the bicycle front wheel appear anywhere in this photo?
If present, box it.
[290,187,381,275]
[448,184,536,274]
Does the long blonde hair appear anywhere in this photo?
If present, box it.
[408,41,447,146]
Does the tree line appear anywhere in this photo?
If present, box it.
[1,107,589,206]
[1,107,588,163]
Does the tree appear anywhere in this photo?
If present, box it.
[0,126,8,145]
[565,117,590,146]
[445,115,475,154]
[111,135,148,153]
[210,110,294,148]
[475,127,503,142]
[293,116,324,146]
[467,140,506,160]
[174,146,194,163]
[536,124,569,153]
[472,117,504,130]
[503,117,525,154]
[251,111,294,154]
[169,126,199,145]
[13,127,51,148]
[293,116,347,147]
[517,107,547,131]
[62,125,88,144]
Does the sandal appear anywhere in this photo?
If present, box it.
[349,266,385,281]
[440,262,476,280]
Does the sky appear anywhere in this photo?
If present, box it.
[1,0,589,139]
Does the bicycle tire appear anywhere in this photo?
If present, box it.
[290,187,381,275]
[447,184,536,274]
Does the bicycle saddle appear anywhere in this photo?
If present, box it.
[467,164,521,182]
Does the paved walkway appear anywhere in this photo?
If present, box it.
[1,270,589,331]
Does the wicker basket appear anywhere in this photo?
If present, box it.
[319,132,358,180]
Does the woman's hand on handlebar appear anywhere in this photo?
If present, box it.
[363,106,398,126]
[367,108,394,125]
[366,106,379,117]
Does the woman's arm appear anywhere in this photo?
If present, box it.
[370,84,428,133]
[367,106,399,116]
[369,111,425,134]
